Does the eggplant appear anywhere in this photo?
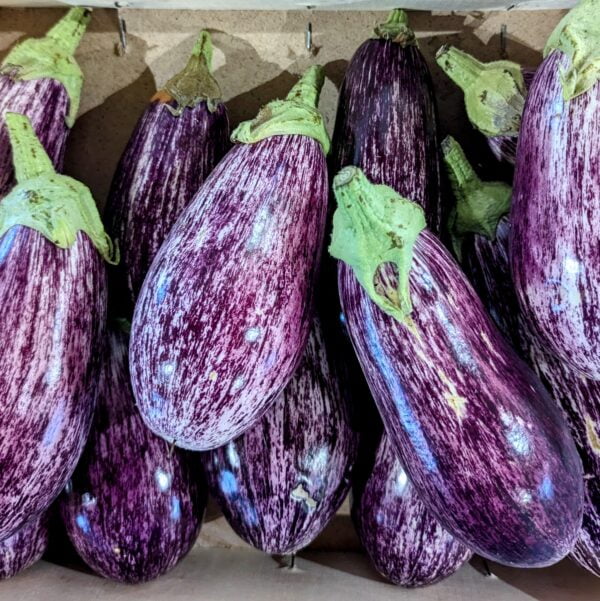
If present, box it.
[352,433,472,587]
[105,31,229,317]
[61,326,206,583]
[511,0,600,379]
[0,8,89,197]
[329,166,584,567]
[0,113,112,540]
[130,65,329,451]
[443,135,600,578]
[201,317,358,554]
[0,514,48,580]
[330,9,442,234]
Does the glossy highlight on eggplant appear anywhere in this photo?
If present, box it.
[202,317,358,554]
[0,7,90,197]
[61,326,206,583]
[352,433,472,587]
[511,32,600,378]
[105,31,230,317]
[130,66,329,451]
[332,168,584,567]
[0,514,48,580]
[0,114,108,540]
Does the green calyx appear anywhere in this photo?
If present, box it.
[436,45,525,137]
[442,136,512,260]
[231,65,330,155]
[544,0,600,101]
[329,166,426,324]
[0,7,91,127]
[373,9,417,47]
[1,113,117,264]
[159,30,223,115]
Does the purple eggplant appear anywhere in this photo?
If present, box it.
[201,317,358,554]
[443,135,600,578]
[61,326,206,583]
[511,1,600,379]
[330,9,442,234]
[352,433,472,587]
[105,31,229,317]
[0,514,48,580]
[130,65,329,451]
[330,166,583,567]
[436,45,528,167]
[0,113,112,540]
[0,8,89,197]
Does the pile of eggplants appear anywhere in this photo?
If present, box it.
[0,7,89,197]
[352,432,471,587]
[0,113,112,541]
[330,166,583,567]
[202,317,358,554]
[61,32,228,583]
[442,135,600,577]
[130,65,330,451]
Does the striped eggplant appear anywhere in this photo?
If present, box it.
[511,0,600,379]
[0,513,48,580]
[0,113,112,540]
[201,317,358,554]
[105,31,229,317]
[352,433,472,587]
[329,8,442,234]
[443,136,600,578]
[130,65,329,451]
[330,166,584,567]
[436,45,528,167]
[61,326,206,583]
[0,7,89,197]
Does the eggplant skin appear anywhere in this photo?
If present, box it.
[130,134,328,451]
[201,317,358,555]
[511,51,600,379]
[463,218,600,578]
[352,434,471,587]
[0,513,48,580]
[339,230,584,567]
[61,327,205,583]
[0,77,69,198]
[105,100,229,316]
[0,229,105,540]
[330,37,442,234]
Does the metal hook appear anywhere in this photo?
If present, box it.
[305,22,312,52]
[500,23,507,59]
[115,2,128,56]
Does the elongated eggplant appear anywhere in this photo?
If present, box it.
[443,135,600,578]
[330,166,583,567]
[330,9,442,233]
[0,513,48,580]
[0,8,89,197]
[130,66,329,451]
[511,1,600,379]
[61,326,206,583]
[105,31,229,317]
[201,317,358,554]
[0,113,112,540]
[352,433,471,587]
